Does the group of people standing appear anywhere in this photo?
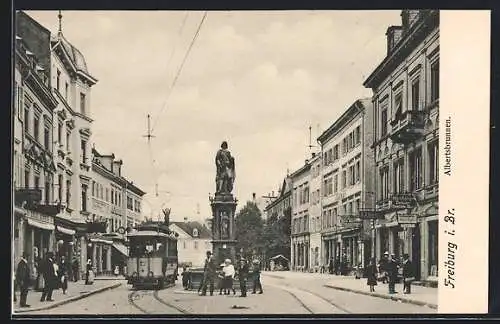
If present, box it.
[14,251,71,308]
[183,251,264,298]
[365,252,415,294]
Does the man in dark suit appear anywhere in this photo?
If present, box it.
[402,253,414,294]
[386,254,398,294]
[40,252,56,302]
[200,251,217,296]
[251,258,263,294]
[237,257,249,297]
[16,252,31,307]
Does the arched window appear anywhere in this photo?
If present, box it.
[193,228,198,237]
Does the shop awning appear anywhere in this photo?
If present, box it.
[56,225,75,236]
[27,218,55,231]
[89,238,113,244]
[112,242,129,257]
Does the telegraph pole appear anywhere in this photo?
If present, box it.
[143,114,156,144]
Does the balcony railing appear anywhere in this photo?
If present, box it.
[424,183,439,200]
[389,110,426,144]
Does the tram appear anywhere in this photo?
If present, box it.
[126,222,179,289]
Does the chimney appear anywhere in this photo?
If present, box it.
[305,159,309,164]
[311,152,316,158]
[252,193,256,201]
[386,26,403,55]
[183,217,188,223]
[271,191,274,197]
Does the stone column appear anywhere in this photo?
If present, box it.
[388,228,395,255]
[420,221,429,280]
[107,246,112,272]
[92,243,97,272]
[406,227,413,256]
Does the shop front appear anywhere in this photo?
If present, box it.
[291,234,309,271]
[87,234,113,276]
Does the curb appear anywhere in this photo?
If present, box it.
[13,282,123,314]
[323,284,438,310]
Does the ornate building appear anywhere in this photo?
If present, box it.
[317,99,375,273]
[363,10,439,283]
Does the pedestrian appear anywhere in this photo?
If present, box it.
[251,259,263,294]
[16,252,31,308]
[59,255,68,294]
[200,251,216,296]
[222,259,236,295]
[386,254,398,294]
[366,257,378,293]
[378,252,389,284]
[40,252,56,302]
[236,257,249,297]
[72,257,79,282]
[181,266,190,290]
[402,254,415,294]
[334,257,340,275]
[218,262,226,295]
[328,258,334,274]
[85,259,93,285]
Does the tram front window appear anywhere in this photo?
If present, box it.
[130,237,165,257]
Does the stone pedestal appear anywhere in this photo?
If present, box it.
[210,193,238,266]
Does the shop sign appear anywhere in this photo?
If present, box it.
[27,209,54,224]
[391,193,416,209]
[397,214,417,224]
[401,223,415,229]
[359,208,385,220]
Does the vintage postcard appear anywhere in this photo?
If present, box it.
[11,9,490,317]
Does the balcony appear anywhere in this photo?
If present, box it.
[423,183,439,201]
[389,110,426,144]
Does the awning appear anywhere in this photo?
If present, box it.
[27,218,55,231]
[56,225,75,236]
[89,238,113,244]
[112,242,129,257]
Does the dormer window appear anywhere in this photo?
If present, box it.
[193,228,199,237]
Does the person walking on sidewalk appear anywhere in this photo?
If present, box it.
[378,252,389,284]
[386,254,398,294]
[328,258,334,274]
[251,258,263,294]
[16,252,31,308]
[71,257,79,282]
[200,251,216,296]
[58,256,69,294]
[402,254,415,294]
[40,252,56,302]
[366,257,378,293]
[236,257,249,297]
[85,259,94,285]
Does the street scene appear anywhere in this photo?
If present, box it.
[12,9,439,316]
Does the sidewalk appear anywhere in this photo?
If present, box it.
[324,277,437,309]
[13,279,123,314]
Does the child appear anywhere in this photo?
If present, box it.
[366,258,378,293]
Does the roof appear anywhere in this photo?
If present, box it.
[170,221,211,239]
[127,231,171,238]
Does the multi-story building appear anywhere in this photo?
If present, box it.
[264,177,292,221]
[90,147,146,275]
[317,98,374,273]
[170,219,212,267]
[308,153,322,271]
[363,10,439,283]
[290,160,311,271]
[13,17,59,282]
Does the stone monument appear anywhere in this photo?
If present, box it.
[210,141,238,266]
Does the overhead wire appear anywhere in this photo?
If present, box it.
[151,11,208,133]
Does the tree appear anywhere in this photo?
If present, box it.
[235,201,264,258]
[262,207,291,261]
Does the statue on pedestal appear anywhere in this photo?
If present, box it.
[215,141,235,194]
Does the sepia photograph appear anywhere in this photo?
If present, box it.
[10,8,490,317]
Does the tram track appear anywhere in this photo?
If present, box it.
[127,287,190,315]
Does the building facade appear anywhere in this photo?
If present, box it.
[317,99,375,273]
[308,153,322,271]
[363,10,439,282]
[290,162,311,271]
[170,220,212,267]
[264,177,292,221]
[90,147,146,275]
[13,17,59,283]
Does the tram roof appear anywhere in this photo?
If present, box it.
[127,230,171,238]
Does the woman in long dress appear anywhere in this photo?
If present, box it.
[366,258,378,292]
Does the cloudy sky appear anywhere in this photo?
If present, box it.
[26,10,400,223]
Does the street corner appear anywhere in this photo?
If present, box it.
[13,281,123,314]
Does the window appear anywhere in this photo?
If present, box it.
[411,77,420,110]
[44,126,50,151]
[58,120,63,144]
[193,229,199,237]
[80,93,86,114]
[316,216,320,231]
[81,140,87,164]
[381,109,388,136]
[393,159,405,193]
[24,104,29,134]
[56,70,61,91]
[111,189,114,204]
[33,115,40,142]
[45,180,50,204]
[24,170,30,188]
[355,126,361,145]
[349,165,355,186]
[34,175,40,189]
[379,166,390,200]
[106,188,109,202]
[58,175,63,201]
[194,241,198,249]
[410,148,423,191]
[334,174,338,193]
[92,181,95,197]
[65,82,69,100]
[333,145,339,160]
[66,180,71,206]
[354,199,360,215]
[183,241,186,249]
[428,141,439,185]
[342,170,347,188]
[66,131,71,152]
[355,161,361,182]
[81,184,88,211]
[431,60,439,102]
[127,196,133,210]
